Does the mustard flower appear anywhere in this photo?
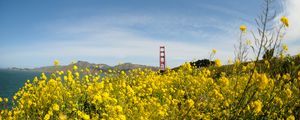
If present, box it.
[287,115,295,120]
[215,59,222,67]
[59,113,67,120]
[274,97,283,107]
[115,105,123,113]
[220,76,229,86]
[4,98,8,102]
[213,89,224,100]
[75,72,80,78]
[285,88,292,98]
[212,49,217,54]
[246,39,252,45]
[54,60,59,66]
[53,103,60,111]
[119,115,126,120]
[73,65,78,71]
[283,74,291,81]
[44,114,50,120]
[41,72,47,80]
[282,44,288,52]
[82,114,90,120]
[258,74,269,90]
[252,100,262,114]
[240,25,247,32]
[281,16,289,27]
[187,99,194,108]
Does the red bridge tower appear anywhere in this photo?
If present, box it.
[159,46,166,70]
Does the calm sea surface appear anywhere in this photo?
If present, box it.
[0,69,41,109]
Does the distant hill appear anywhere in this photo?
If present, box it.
[31,61,159,73]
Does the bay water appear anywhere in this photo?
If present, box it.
[0,69,41,109]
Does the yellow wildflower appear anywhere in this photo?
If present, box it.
[75,72,80,78]
[53,104,60,111]
[285,88,292,98]
[115,105,123,113]
[187,99,194,108]
[215,59,222,67]
[281,16,289,27]
[213,89,224,100]
[240,25,247,32]
[287,115,295,120]
[274,97,283,107]
[44,114,50,120]
[246,39,252,45]
[4,98,8,102]
[283,74,291,81]
[119,115,126,120]
[73,65,78,71]
[82,114,90,120]
[212,49,217,54]
[251,100,262,115]
[264,60,270,68]
[78,111,90,120]
[178,90,185,96]
[0,97,2,102]
[41,72,47,80]
[28,100,32,106]
[54,60,59,66]
[59,113,67,120]
[282,44,288,52]
[220,76,229,86]
[258,74,269,90]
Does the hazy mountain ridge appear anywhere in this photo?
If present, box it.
[30,61,159,72]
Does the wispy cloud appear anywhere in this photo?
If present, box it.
[282,0,300,42]
[2,0,297,68]
[0,14,238,68]
[0,29,210,67]
[278,0,300,55]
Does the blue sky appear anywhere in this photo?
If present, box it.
[0,0,299,68]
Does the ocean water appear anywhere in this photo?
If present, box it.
[0,69,41,109]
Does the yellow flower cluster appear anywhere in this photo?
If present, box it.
[0,61,299,119]
[251,100,262,115]
[281,16,289,27]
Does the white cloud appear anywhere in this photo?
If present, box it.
[56,16,235,62]
[276,0,300,55]
[0,12,242,68]
[0,29,215,68]
[0,17,239,68]
[283,0,300,41]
